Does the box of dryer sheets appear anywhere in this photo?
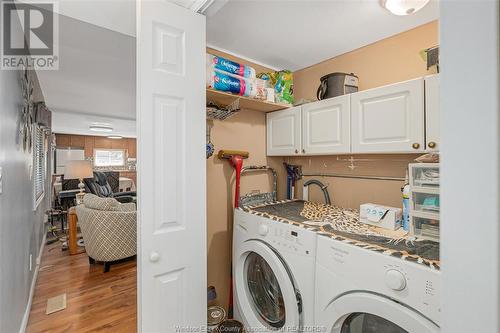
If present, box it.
[360,203,402,230]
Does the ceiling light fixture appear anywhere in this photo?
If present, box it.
[381,0,430,15]
[89,124,113,133]
[107,135,123,139]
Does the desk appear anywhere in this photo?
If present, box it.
[59,189,80,210]
[68,207,85,255]
[119,177,136,192]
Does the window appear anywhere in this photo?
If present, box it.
[94,149,126,167]
[33,125,46,209]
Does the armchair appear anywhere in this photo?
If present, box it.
[75,194,137,272]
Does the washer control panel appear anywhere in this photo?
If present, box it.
[235,209,317,257]
[235,209,317,260]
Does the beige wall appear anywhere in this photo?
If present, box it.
[206,20,438,309]
[294,21,439,99]
[206,48,281,309]
[286,20,439,205]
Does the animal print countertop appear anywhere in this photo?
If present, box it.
[239,200,440,270]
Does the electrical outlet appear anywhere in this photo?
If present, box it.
[29,254,33,271]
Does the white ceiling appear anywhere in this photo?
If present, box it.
[51,111,137,138]
[38,0,439,137]
[24,0,136,37]
[37,14,136,137]
[206,0,439,71]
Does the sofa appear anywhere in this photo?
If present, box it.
[75,193,137,272]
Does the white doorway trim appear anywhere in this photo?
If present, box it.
[440,1,500,332]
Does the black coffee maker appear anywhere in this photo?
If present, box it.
[317,72,359,100]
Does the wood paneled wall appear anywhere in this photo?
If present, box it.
[55,134,136,158]
[55,134,137,185]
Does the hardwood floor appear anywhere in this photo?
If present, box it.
[26,242,137,333]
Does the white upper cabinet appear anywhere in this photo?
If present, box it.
[266,106,302,156]
[302,95,350,155]
[351,78,425,153]
[425,74,440,151]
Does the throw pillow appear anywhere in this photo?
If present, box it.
[83,193,120,211]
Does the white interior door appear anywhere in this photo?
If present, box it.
[425,74,439,151]
[137,1,206,332]
[266,107,302,156]
[351,78,425,153]
[302,95,350,155]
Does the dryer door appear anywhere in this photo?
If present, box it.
[321,292,439,333]
[234,239,301,331]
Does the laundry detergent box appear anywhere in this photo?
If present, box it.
[359,203,402,230]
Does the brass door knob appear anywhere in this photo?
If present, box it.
[295,149,298,154]
[428,141,436,149]
[412,143,420,149]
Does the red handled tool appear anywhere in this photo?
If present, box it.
[217,149,249,318]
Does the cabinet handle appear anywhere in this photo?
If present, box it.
[412,143,420,150]
[302,149,305,154]
[295,149,298,154]
[428,141,436,149]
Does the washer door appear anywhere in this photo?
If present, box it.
[323,292,439,333]
[234,240,301,331]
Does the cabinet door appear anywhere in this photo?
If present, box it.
[84,136,94,158]
[111,138,128,149]
[94,136,112,149]
[266,106,301,156]
[55,134,71,147]
[70,135,85,148]
[127,138,137,158]
[425,75,439,151]
[351,78,425,153]
[302,95,350,155]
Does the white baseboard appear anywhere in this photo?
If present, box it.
[18,232,46,333]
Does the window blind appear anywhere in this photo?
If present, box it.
[33,125,46,208]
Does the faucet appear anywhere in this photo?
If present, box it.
[302,179,331,205]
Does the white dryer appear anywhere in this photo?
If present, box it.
[233,208,317,332]
[315,235,441,333]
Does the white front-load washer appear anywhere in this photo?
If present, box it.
[233,207,317,332]
[315,235,441,333]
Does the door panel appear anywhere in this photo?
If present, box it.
[351,78,425,153]
[302,95,350,154]
[266,107,301,156]
[137,1,206,332]
[425,75,439,151]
